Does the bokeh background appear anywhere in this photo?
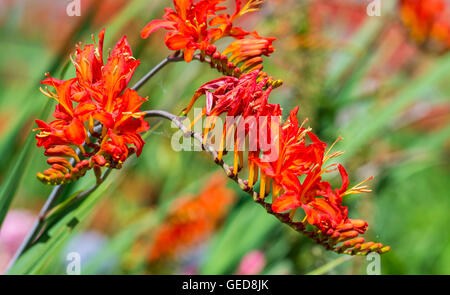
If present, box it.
[0,0,449,275]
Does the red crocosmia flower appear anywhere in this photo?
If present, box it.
[178,65,384,255]
[184,75,238,116]
[72,29,105,87]
[245,106,370,242]
[222,35,276,72]
[185,71,270,117]
[101,131,130,164]
[100,89,149,162]
[141,0,263,62]
[186,70,281,177]
[35,79,87,149]
[71,29,141,113]
[100,37,140,111]
[35,118,86,148]
[302,165,368,237]
[241,82,281,150]
[185,71,278,145]
[206,72,265,117]
[250,106,327,206]
[35,29,149,185]
[400,0,450,51]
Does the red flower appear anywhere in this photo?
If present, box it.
[250,107,327,205]
[187,70,281,177]
[180,70,386,255]
[301,165,368,236]
[248,106,371,242]
[184,70,276,116]
[222,35,276,72]
[35,78,87,149]
[71,30,140,113]
[99,89,149,163]
[400,0,450,51]
[35,29,149,184]
[35,118,86,148]
[141,0,262,62]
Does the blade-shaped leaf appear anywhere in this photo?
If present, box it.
[7,175,114,275]
[341,54,450,160]
[0,99,53,229]
[200,199,279,275]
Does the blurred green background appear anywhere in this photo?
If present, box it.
[0,0,449,275]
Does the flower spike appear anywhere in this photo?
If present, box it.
[35,29,149,185]
[183,71,390,256]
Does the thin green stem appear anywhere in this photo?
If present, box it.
[306,256,353,275]
[131,53,183,91]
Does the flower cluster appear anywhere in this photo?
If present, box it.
[148,174,235,262]
[31,0,390,257]
[141,0,261,62]
[184,70,281,174]
[141,0,281,87]
[35,29,149,185]
[185,71,389,255]
[400,0,450,52]
[251,110,379,253]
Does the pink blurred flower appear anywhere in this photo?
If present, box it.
[236,250,266,275]
[0,210,35,273]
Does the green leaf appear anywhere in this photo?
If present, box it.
[341,54,450,160]
[0,99,53,229]
[0,134,35,228]
[103,0,162,48]
[6,177,113,275]
[325,18,384,88]
[82,212,157,274]
[306,256,352,275]
[200,199,279,275]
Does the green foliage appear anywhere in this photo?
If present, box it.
[0,0,449,275]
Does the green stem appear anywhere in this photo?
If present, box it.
[306,256,353,275]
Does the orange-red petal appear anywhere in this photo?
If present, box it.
[141,19,177,38]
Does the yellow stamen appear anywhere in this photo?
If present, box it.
[259,173,266,199]
[101,125,108,139]
[301,215,308,224]
[324,136,343,161]
[73,154,81,163]
[78,145,86,155]
[265,176,271,195]
[89,115,95,135]
[272,182,281,202]
[238,151,243,170]
[248,161,255,189]
[343,176,374,196]
[289,208,297,221]
[186,109,205,133]
[217,124,226,162]
[324,151,345,162]
[254,162,259,185]
[233,141,239,176]
[36,131,51,138]
[100,132,109,147]
[182,92,202,116]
